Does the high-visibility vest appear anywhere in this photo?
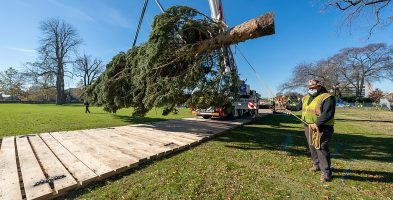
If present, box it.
[301,93,334,125]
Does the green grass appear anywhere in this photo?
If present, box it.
[67,108,393,200]
[1,104,392,199]
[0,104,193,138]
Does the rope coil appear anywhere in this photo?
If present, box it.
[308,124,321,149]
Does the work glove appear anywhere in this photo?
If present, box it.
[309,123,319,132]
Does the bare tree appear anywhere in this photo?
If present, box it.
[280,43,393,97]
[335,43,393,97]
[0,67,25,97]
[74,54,104,87]
[326,0,392,37]
[279,62,315,92]
[279,61,346,93]
[29,18,82,105]
[25,60,56,89]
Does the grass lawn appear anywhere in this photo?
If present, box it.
[0,104,193,138]
[66,108,393,199]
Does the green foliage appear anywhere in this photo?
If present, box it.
[89,6,239,116]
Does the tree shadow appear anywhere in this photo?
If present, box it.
[112,115,170,124]
[335,118,393,123]
[112,113,393,183]
[332,168,393,183]
[216,114,393,183]
[114,116,246,138]
[59,113,393,199]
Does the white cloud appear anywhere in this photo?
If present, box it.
[5,47,37,54]
[46,0,95,22]
[105,8,133,29]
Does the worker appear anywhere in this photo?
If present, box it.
[301,79,336,182]
[84,100,91,114]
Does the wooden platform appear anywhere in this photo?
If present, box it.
[0,118,250,200]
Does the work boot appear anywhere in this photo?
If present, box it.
[309,164,320,172]
[320,172,332,182]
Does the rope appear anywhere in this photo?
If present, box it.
[235,45,275,98]
[132,0,149,48]
[234,45,308,125]
[308,124,321,149]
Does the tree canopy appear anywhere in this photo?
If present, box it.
[89,6,240,116]
[280,43,393,97]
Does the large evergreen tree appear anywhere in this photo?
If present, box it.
[89,6,274,116]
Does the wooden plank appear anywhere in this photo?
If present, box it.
[49,132,114,178]
[109,128,175,158]
[142,124,203,141]
[39,133,97,185]
[16,136,52,200]
[28,136,78,195]
[152,120,226,135]
[115,126,189,147]
[157,118,229,131]
[182,119,241,130]
[104,129,172,157]
[116,126,188,146]
[131,123,205,140]
[181,118,247,132]
[59,131,139,171]
[121,125,200,145]
[0,136,23,200]
[183,119,237,129]
[111,128,173,150]
[79,130,152,160]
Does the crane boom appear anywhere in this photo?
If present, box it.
[208,0,224,22]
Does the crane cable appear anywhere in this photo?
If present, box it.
[234,45,308,125]
[132,0,149,48]
[235,45,323,149]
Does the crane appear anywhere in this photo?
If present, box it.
[135,0,263,119]
[194,0,261,119]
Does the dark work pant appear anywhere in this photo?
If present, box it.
[304,125,334,175]
[85,106,90,113]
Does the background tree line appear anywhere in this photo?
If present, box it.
[0,18,104,104]
[280,43,393,98]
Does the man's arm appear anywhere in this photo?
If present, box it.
[316,96,336,126]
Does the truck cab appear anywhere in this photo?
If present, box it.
[192,80,260,119]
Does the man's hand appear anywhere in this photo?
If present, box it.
[310,123,319,132]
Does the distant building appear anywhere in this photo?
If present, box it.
[340,81,373,98]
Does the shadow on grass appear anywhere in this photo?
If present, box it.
[61,113,392,199]
[332,168,393,183]
[335,118,393,123]
[112,115,170,124]
[114,115,245,138]
[216,114,393,183]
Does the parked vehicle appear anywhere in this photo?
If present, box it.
[192,80,259,119]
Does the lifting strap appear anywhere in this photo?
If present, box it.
[132,0,149,48]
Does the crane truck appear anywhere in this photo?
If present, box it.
[191,0,260,119]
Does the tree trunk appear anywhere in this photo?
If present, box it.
[56,63,65,105]
[196,12,275,53]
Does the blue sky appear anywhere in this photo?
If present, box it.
[1,0,392,97]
